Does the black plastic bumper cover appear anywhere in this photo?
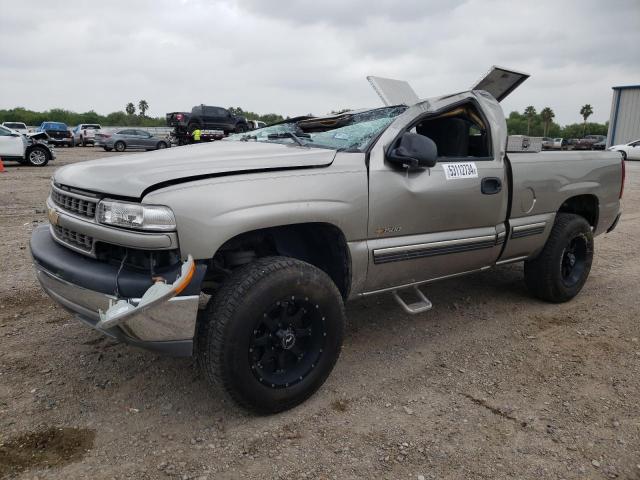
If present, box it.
[30,225,206,299]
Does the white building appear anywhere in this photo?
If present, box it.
[607,85,640,147]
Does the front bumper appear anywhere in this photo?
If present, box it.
[30,225,206,356]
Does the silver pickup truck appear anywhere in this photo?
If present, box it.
[31,71,624,413]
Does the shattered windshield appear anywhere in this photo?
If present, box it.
[226,106,407,151]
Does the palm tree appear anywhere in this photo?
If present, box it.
[580,104,593,135]
[125,102,135,115]
[138,99,149,117]
[524,106,537,135]
[540,107,555,137]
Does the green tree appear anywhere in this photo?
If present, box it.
[125,102,136,115]
[579,104,594,135]
[540,107,555,137]
[523,106,536,135]
[138,99,149,117]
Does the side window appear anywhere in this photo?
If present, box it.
[412,104,492,161]
[118,130,133,135]
[216,107,229,117]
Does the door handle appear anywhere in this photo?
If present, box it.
[481,177,502,195]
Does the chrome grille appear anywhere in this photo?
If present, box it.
[53,225,94,253]
[51,187,97,219]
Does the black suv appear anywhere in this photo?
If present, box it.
[166,105,248,135]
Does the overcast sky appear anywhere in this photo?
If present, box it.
[1,0,638,125]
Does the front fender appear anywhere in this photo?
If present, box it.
[143,152,369,260]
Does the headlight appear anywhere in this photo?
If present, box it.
[97,200,176,231]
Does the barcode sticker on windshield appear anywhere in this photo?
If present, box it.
[441,162,478,180]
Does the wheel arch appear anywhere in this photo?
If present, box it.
[25,143,52,160]
[557,194,599,229]
[208,222,352,299]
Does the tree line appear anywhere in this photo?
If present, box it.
[0,102,285,128]
[1,102,609,139]
[507,104,608,138]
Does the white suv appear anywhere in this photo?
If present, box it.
[72,123,102,146]
[0,125,55,166]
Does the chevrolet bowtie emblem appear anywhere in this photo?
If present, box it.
[47,207,60,226]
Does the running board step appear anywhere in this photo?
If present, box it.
[392,286,433,315]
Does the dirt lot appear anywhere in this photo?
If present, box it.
[0,147,638,480]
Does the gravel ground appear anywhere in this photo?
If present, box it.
[0,147,638,480]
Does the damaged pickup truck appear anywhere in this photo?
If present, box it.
[31,68,624,413]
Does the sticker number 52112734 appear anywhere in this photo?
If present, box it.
[441,162,479,180]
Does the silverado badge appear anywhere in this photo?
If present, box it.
[47,207,60,226]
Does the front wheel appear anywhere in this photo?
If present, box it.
[235,124,247,133]
[197,257,345,414]
[27,146,50,167]
[114,141,126,152]
[156,141,167,149]
[524,213,594,303]
[620,151,627,161]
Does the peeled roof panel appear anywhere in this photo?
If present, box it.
[471,66,530,102]
[367,76,420,106]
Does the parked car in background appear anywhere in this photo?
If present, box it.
[567,138,580,149]
[592,138,607,150]
[95,129,171,152]
[2,122,29,135]
[72,124,102,146]
[552,138,568,150]
[0,124,55,166]
[38,122,74,147]
[541,137,554,150]
[247,120,267,130]
[608,139,640,160]
[574,134,606,151]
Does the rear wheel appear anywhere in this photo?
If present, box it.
[156,141,168,149]
[114,141,126,152]
[27,146,49,167]
[524,213,593,303]
[197,257,345,414]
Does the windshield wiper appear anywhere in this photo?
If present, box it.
[267,132,308,146]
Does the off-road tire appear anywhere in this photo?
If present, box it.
[197,256,345,414]
[27,146,49,167]
[114,141,126,152]
[524,213,593,303]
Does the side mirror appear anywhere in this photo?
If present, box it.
[10,132,20,137]
[388,132,438,169]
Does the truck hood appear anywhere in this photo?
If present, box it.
[54,141,337,198]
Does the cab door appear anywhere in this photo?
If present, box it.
[364,95,509,292]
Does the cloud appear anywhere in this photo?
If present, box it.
[0,0,638,124]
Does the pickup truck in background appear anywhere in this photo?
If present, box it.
[31,68,624,413]
[166,105,249,136]
[72,123,102,146]
[38,121,74,147]
[2,121,29,135]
